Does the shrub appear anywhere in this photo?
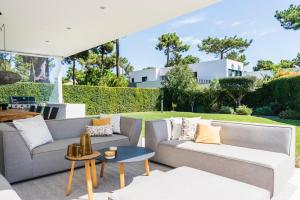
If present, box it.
[235,105,253,115]
[254,106,273,116]
[279,109,300,120]
[219,106,234,114]
[0,83,160,115]
[270,102,284,115]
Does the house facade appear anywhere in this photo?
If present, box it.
[129,59,244,88]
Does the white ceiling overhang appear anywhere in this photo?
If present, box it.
[0,0,218,57]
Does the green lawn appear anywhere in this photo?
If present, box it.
[122,112,300,167]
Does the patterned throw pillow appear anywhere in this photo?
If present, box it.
[86,125,113,137]
[179,118,211,140]
[169,118,183,140]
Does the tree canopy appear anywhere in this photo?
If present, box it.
[254,59,295,72]
[275,4,300,30]
[225,51,249,66]
[156,33,198,67]
[253,60,275,71]
[293,53,300,66]
[198,36,252,59]
[219,76,256,107]
[162,64,199,109]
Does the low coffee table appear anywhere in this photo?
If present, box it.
[97,146,155,188]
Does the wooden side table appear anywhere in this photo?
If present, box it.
[65,151,101,200]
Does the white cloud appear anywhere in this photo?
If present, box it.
[259,30,277,37]
[171,15,206,28]
[214,20,224,25]
[238,29,277,37]
[181,36,202,45]
[231,21,242,27]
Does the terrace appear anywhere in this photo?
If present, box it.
[1,1,300,200]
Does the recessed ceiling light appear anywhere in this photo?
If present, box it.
[99,6,106,10]
[66,27,72,30]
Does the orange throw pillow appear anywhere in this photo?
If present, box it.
[194,124,221,144]
[92,118,110,126]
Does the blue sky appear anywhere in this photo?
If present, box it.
[120,0,300,72]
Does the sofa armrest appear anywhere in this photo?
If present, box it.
[0,123,33,183]
[145,120,170,153]
[120,117,142,146]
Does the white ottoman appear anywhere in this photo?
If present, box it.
[110,167,270,200]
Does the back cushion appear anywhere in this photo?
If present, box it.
[46,117,92,140]
[212,121,294,155]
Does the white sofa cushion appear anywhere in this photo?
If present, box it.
[157,140,293,197]
[13,115,53,151]
[109,167,270,200]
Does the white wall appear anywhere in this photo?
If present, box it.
[129,59,244,88]
[129,68,160,83]
[190,59,228,81]
[136,81,162,88]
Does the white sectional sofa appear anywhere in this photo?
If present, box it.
[145,119,296,198]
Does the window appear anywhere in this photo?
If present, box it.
[131,78,134,83]
[142,76,148,82]
[161,76,166,81]
[193,72,197,78]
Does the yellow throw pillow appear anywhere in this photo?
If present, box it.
[92,118,110,126]
[194,124,221,144]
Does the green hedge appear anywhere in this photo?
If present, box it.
[63,85,160,115]
[0,83,160,115]
[243,76,300,112]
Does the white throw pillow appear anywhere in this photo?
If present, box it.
[180,118,210,141]
[100,114,121,134]
[169,118,183,140]
[86,125,113,137]
[13,115,53,151]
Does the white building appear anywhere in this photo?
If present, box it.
[129,59,244,88]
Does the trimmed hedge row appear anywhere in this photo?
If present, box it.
[0,83,160,115]
[243,76,300,112]
[63,85,160,115]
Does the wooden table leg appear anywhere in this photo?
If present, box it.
[85,160,94,200]
[100,161,105,177]
[65,161,75,196]
[144,159,150,176]
[119,163,125,189]
[91,160,98,188]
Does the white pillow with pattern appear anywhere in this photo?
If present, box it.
[179,118,211,140]
[86,125,113,137]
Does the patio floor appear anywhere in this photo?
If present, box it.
[12,161,300,200]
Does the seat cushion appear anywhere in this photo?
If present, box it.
[110,166,270,200]
[0,175,21,200]
[156,140,293,197]
[32,134,129,156]
[31,134,130,178]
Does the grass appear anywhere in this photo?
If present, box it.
[122,111,300,167]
